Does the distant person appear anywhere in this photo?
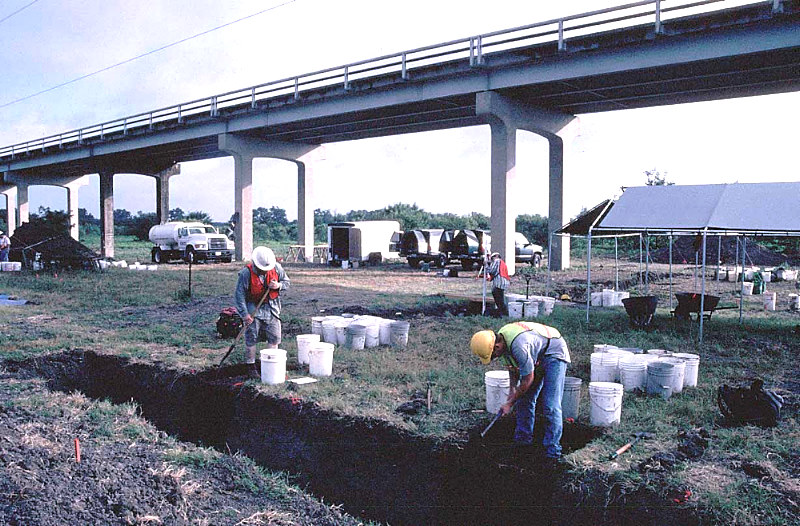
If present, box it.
[486,252,510,317]
[0,231,10,262]
[234,246,290,378]
[470,321,570,462]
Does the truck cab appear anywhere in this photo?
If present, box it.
[149,222,233,264]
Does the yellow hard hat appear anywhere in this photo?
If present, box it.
[470,330,496,365]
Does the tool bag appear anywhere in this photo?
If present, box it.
[717,379,783,427]
[216,307,243,338]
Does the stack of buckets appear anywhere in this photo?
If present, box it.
[586,345,702,425]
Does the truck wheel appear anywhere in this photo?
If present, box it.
[436,254,447,268]
[461,260,475,271]
[152,248,163,264]
[408,257,420,269]
[184,248,196,264]
[222,256,232,263]
[532,253,542,268]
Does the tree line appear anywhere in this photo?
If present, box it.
[19,203,549,247]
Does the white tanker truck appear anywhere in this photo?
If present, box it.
[148,222,234,264]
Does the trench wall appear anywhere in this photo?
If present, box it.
[18,351,695,526]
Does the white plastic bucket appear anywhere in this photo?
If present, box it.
[311,316,325,336]
[390,321,410,349]
[762,271,772,283]
[742,282,754,295]
[334,321,350,346]
[619,357,647,392]
[524,300,539,318]
[646,349,672,358]
[379,319,394,345]
[590,352,619,383]
[296,334,320,365]
[562,376,582,421]
[588,382,623,427]
[672,353,700,388]
[660,358,686,394]
[605,348,634,381]
[508,301,522,320]
[0,262,11,271]
[541,298,555,316]
[259,349,286,385]
[341,260,349,270]
[10,262,21,271]
[647,360,676,398]
[593,344,617,353]
[591,291,604,306]
[485,370,510,414]
[602,289,615,307]
[508,301,525,319]
[789,294,800,311]
[321,320,338,344]
[308,342,334,377]
[363,321,380,348]
[763,292,777,311]
[345,324,367,350]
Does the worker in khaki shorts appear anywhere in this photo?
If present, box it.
[234,246,290,378]
[471,321,570,461]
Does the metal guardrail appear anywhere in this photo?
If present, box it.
[0,0,777,162]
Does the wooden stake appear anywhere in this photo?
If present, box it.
[74,438,81,463]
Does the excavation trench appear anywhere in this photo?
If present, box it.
[13,350,663,526]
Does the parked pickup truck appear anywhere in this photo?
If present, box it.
[514,232,544,267]
[148,222,234,264]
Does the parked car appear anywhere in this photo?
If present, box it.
[515,232,544,267]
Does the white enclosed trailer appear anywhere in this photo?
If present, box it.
[327,221,401,265]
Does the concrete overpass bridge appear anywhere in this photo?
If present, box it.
[1,0,798,270]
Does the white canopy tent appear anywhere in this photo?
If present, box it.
[588,182,800,343]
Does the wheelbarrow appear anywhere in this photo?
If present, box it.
[621,296,658,328]
[672,292,720,321]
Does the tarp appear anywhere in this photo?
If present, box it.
[596,182,800,234]
[557,200,614,236]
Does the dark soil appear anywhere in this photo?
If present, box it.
[4,350,709,526]
[0,363,366,526]
[650,236,795,266]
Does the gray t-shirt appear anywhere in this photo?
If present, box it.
[507,331,571,377]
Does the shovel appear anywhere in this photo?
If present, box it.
[608,431,653,460]
[480,399,519,438]
[217,288,271,368]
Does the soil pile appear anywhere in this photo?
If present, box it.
[651,236,791,266]
[9,222,100,270]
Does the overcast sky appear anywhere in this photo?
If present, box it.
[1,0,797,223]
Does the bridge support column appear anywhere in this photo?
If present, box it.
[295,148,324,262]
[99,172,115,258]
[219,133,321,263]
[63,179,86,241]
[476,91,577,271]
[17,182,29,227]
[0,185,17,236]
[154,165,180,225]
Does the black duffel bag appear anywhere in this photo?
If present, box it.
[718,379,783,427]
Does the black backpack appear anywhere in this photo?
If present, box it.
[718,379,783,427]
[216,307,243,338]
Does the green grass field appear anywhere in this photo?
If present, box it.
[1,238,798,524]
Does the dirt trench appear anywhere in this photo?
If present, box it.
[13,350,696,526]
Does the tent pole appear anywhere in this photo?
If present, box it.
[645,234,650,295]
[700,229,708,345]
[586,232,592,323]
[735,235,739,287]
[739,236,746,324]
[669,233,673,310]
[639,234,643,287]
[717,235,722,287]
[614,236,619,291]
[694,251,698,292]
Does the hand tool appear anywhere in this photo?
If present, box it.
[608,431,653,460]
[218,288,271,368]
[480,399,518,438]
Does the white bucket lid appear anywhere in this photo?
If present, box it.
[485,370,509,380]
[310,342,334,353]
[297,334,320,342]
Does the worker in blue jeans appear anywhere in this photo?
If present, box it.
[471,321,570,460]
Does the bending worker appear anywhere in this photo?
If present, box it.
[471,321,570,459]
[235,246,290,378]
[0,230,10,262]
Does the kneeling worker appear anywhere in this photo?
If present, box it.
[235,246,290,378]
[470,321,570,459]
